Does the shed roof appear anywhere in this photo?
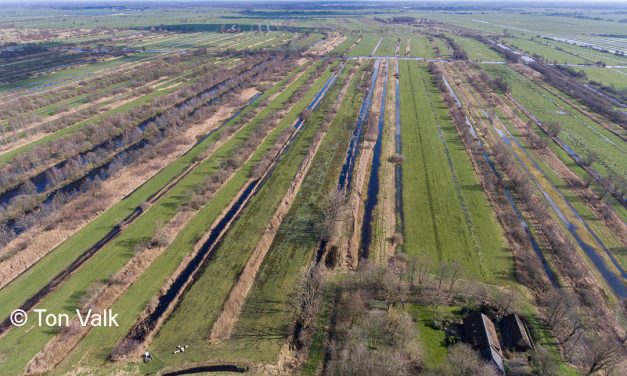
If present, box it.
[463,312,502,353]
[502,313,532,349]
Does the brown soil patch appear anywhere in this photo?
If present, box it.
[511,63,544,81]
[307,33,346,56]
[405,39,411,57]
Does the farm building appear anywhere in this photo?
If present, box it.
[502,313,533,350]
[463,312,505,374]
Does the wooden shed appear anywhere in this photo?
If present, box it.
[502,313,533,350]
[463,312,504,374]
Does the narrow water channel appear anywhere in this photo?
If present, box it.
[359,62,388,259]
[338,59,381,191]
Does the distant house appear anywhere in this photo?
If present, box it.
[463,312,505,374]
[502,313,533,350]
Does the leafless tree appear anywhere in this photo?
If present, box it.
[542,289,574,329]
[387,153,405,165]
[443,343,499,376]
[408,254,431,288]
[446,261,463,294]
[318,188,346,242]
[530,345,558,376]
[546,120,562,137]
[390,232,404,247]
[0,223,14,248]
[291,263,323,330]
[583,337,623,375]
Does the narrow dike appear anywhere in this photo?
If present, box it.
[338,60,381,191]
[0,65,303,336]
[394,60,404,233]
[371,37,383,56]
[112,66,343,358]
[332,59,381,267]
[359,61,388,259]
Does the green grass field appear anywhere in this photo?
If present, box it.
[406,305,461,368]
[348,34,381,56]
[502,37,588,64]
[331,34,358,56]
[375,36,398,56]
[450,35,504,62]
[409,35,434,58]
[580,67,627,91]
[484,65,627,185]
[399,60,511,282]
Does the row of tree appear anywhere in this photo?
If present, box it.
[0,53,277,195]
[0,54,296,248]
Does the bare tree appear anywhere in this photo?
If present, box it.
[408,254,431,288]
[530,345,558,376]
[318,189,346,242]
[387,153,405,165]
[542,289,574,329]
[291,263,323,330]
[583,337,623,375]
[0,223,14,248]
[446,261,463,293]
[443,343,499,376]
[546,120,562,137]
